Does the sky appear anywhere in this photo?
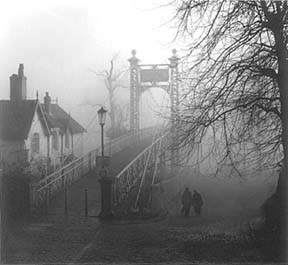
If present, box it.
[0,0,177,109]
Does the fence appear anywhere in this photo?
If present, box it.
[113,131,169,210]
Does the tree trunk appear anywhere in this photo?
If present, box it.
[274,25,288,261]
[109,101,116,137]
[107,73,116,138]
[278,75,288,262]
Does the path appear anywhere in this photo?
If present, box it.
[7,205,265,264]
[77,215,264,264]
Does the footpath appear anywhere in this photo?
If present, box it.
[7,202,265,263]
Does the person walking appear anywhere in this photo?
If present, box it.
[192,190,203,216]
[181,187,193,217]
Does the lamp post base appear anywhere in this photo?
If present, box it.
[99,169,114,220]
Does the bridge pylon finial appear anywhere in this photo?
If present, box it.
[128,49,139,66]
[169,48,179,67]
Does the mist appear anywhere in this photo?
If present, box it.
[1,1,282,263]
[0,0,177,154]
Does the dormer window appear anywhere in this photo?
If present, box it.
[31,133,40,154]
[52,131,59,151]
[65,131,70,148]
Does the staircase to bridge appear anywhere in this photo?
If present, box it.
[30,126,172,218]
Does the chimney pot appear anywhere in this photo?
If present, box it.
[44,92,51,114]
[18,64,24,76]
[10,64,27,101]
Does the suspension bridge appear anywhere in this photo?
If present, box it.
[29,49,182,218]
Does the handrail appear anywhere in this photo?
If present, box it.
[37,155,90,185]
[37,159,87,192]
[113,131,169,208]
[36,128,154,191]
[134,141,153,208]
[36,130,138,186]
[114,132,166,179]
[152,138,162,185]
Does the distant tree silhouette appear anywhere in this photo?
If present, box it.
[92,55,129,138]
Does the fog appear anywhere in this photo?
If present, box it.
[0,0,277,206]
[0,0,178,153]
[1,2,283,263]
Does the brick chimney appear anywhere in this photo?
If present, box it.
[10,64,27,101]
[44,92,51,114]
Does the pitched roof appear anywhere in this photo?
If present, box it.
[0,100,38,140]
[0,100,85,141]
[41,103,86,134]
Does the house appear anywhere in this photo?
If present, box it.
[0,64,86,176]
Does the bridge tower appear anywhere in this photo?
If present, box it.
[129,49,140,133]
[169,49,180,168]
[129,49,180,167]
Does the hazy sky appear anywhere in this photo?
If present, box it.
[0,0,177,111]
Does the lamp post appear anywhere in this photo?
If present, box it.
[97,106,107,165]
[97,107,113,220]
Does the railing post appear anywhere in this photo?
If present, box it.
[61,169,65,188]
[29,182,35,215]
[48,183,52,208]
[72,163,75,182]
[64,187,68,215]
[113,180,116,207]
[45,188,49,214]
[84,188,88,217]
[88,152,92,173]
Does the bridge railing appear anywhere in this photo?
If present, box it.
[113,131,168,209]
[30,127,157,212]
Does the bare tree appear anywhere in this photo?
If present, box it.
[92,55,129,138]
[171,0,287,257]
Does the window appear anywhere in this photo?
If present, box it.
[31,133,40,154]
[52,131,59,151]
[65,131,70,148]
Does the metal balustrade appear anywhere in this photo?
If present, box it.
[113,131,169,209]
[30,127,158,212]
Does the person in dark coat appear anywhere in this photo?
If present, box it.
[192,190,203,216]
[181,187,193,217]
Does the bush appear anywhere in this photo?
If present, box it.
[3,166,31,220]
[252,190,286,261]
